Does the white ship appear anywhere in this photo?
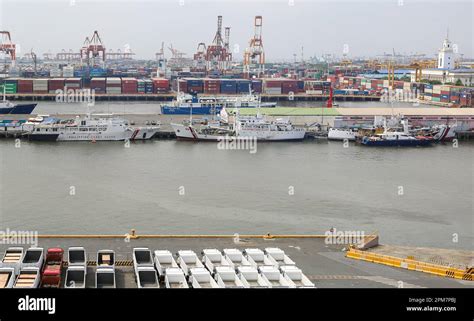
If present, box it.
[27,114,159,142]
[327,128,358,141]
[171,107,305,141]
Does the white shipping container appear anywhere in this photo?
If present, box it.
[106,78,121,84]
[264,88,282,95]
[106,88,122,94]
[306,90,323,95]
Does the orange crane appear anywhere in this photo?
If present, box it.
[244,16,265,78]
[80,30,106,65]
[0,31,16,66]
[205,16,232,72]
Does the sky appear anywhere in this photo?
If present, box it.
[0,0,472,61]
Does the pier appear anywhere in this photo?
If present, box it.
[0,233,472,288]
[4,93,381,102]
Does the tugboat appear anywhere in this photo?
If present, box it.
[361,119,433,147]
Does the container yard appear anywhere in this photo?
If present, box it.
[0,1,473,320]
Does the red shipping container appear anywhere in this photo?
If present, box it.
[152,78,169,88]
[48,78,66,91]
[90,78,106,93]
[264,79,283,88]
[17,79,34,93]
[122,78,138,94]
[174,79,187,93]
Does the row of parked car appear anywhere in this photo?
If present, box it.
[132,247,314,288]
[0,246,314,288]
[0,246,114,289]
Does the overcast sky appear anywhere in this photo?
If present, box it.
[0,0,472,61]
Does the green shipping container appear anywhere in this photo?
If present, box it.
[0,83,17,94]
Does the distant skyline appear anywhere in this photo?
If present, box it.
[0,0,472,61]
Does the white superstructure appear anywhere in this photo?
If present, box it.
[171,107,305,141]
[28,115,159,141]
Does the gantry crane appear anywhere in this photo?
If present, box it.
[80,31,106,66]
[56,49,81,61]
[194,42,207,70]
[107,48,135,60]
[0,31,16,69]
[244,16,265,78]
[30,49,37,76]
[156,42,165,62]
[205,16,232,72]
[156,41,166,72]
[385,59,436,87]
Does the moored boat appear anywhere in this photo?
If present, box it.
[361,120,434,147]
[161,92,276,115]
[26,114,159,142]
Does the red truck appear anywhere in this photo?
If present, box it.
[40,248,64,288]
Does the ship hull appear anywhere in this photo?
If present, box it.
[171,123,305,141]
[361,138,433,147]
[10,103,37,114]
[0,107,15,114]
[0,103,37,115]
[161,106,223,115]
[161,102,276,115]
[28,133,60,142]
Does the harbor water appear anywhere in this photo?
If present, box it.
[0,138,472,250]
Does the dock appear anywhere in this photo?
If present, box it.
[5,93,381,102]
[1,234,472,288]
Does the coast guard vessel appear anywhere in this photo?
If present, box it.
[27,114,159,142]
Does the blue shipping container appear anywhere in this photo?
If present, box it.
[236,80,251,93]
[220,80,237,94]
[186,79,203,87]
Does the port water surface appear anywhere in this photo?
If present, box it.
[0,138,472,250]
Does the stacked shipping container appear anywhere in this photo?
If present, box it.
[106,78,122,94]
[152,78,169,94]
[33,79,48,93]
[220,80,236,94]
[204,78,220,94]
[90,78,106,94]
[122,78,138,94]
[48,78,65,93]
[65,78,82,92]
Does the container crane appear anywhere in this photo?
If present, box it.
[80,31,106,66]
[156,42,165,62]
[194,42,207,70]
[205,16,232,72]
[244,16,265,78]
[0,31,16,68]
[385,59,436,87]
[56,49,81,61]
[30,49,37,76]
